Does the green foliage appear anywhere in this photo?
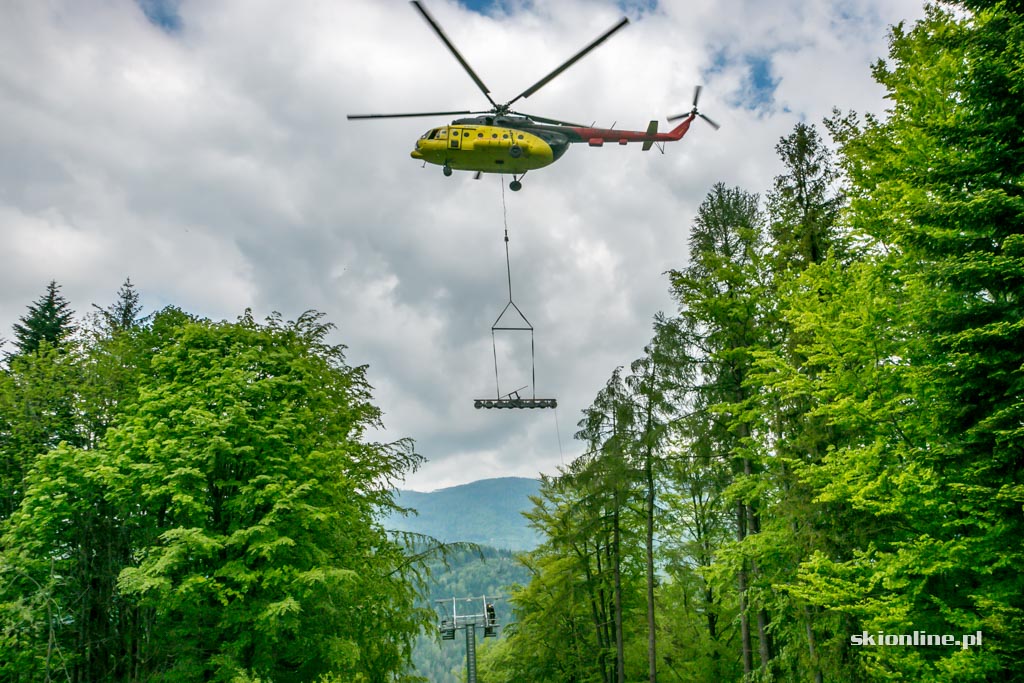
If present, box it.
[480,474,647,683]
[787,4,1024,678]
[657,450,741,683]
[0,341,85,521]
[109,310,425,681]
[0,304,430,682]
[767,122,846,270]
[484,6,1024,681]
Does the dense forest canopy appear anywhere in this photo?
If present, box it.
[479,2,1024,681]
[0,297,430,682]
[2,1,1022,682]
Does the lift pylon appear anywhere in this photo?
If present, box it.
[435,595,503,683]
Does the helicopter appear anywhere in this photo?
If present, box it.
[348,1,719,191]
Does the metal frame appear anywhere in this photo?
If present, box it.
[474,224,556,410]
[436,595,502,683]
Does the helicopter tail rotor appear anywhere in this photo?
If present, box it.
[667,86,720,130]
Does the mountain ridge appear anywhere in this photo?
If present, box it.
[387,476,541,551]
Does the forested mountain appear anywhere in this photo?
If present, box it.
[387,477,541,550]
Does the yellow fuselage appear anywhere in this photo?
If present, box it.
[411,124,555,174]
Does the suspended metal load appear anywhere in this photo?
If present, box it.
[474,396,557,409]
[475,183,556,410]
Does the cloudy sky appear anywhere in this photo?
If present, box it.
[1,0,926,491]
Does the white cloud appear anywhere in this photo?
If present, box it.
[0,0,926,490]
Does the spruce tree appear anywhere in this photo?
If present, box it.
[749,122,850,683]
[11,280,76,355]
[767,123,845,271]
[92,278,144,333]
[669,183,774,678]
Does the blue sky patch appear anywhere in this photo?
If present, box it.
[744,54,779,107]
[458,0,514,15]
[618,0,658,15]
[459,0,657,18]
[135,0,182,34]
[702,49,780,112]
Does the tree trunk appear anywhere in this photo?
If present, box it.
[806,607,824,683]
[581,539,611,683]
[613,501,625,683]
[756,604,773,672]
[644,441,657,683]
[741,431,774,674]
[736,503,753,678]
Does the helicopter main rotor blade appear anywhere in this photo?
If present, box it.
[693,84,703,108]
[506,16,629,106]
[347,110,477,120]
[509,110,584,127]
[411,1,497,108]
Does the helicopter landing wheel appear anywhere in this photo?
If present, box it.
[443,165,453,177]
[509,179,522,192]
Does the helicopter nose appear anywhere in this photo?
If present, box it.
[410,149,424,159]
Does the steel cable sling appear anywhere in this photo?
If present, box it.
[474,179,556,410]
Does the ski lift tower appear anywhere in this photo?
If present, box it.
[436,595,501,683]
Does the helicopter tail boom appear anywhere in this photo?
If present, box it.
[569,86,717,147]
[663,114,696,141]
[571,114,696,147]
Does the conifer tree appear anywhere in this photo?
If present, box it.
[669,183,774,678]
[92,278,144,333]
[11,281,76,355]
[767,123,846,271]
[0,283,84,521]
[574,368,638,683]
[745,121,850,683]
